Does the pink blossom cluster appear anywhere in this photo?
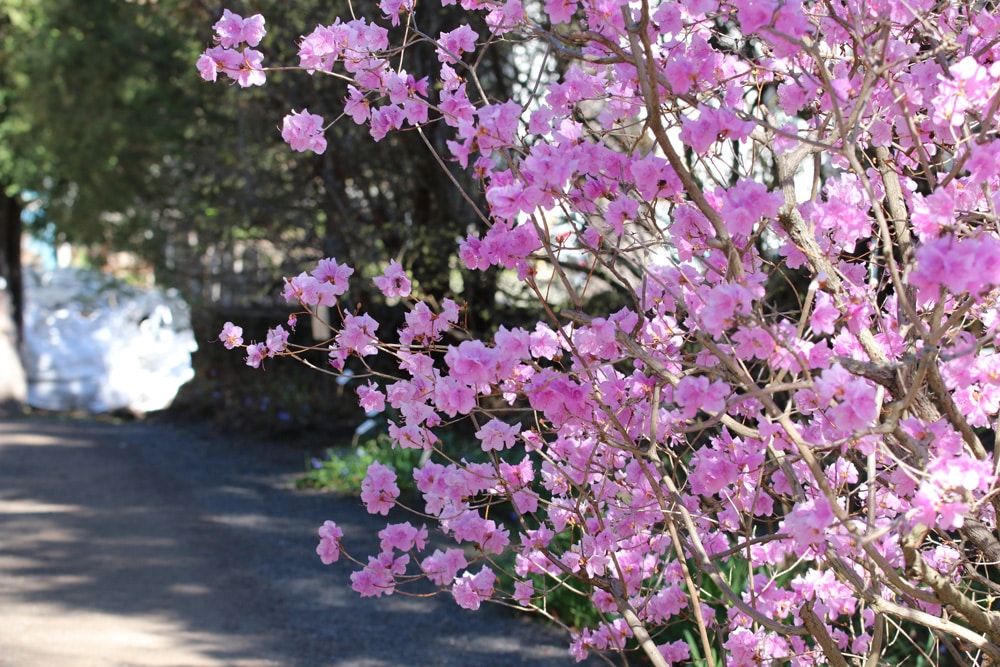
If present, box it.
[281,110,327,154]
[203,0,1000,665]
[196,9,266,88]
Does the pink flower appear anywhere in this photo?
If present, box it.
[809,290,839,335]
[388,422,438,451]
[378,0,414,24]
[445,340,498,388]
[910,185,956,240]
[297,23,344,73]
[344,86,370,124]
[337,313,380,357]
[679,105,752,154]
[485,181,533,221]
[311,258,354,295]
[360,462,400,515]
[434,376,477,416]
[932,56,993,127]
[265,325,289,356]
[725,628,790,667]
[439,299,460,332]
[525,370,593,426]
[443,511,510,553]
[233,48,266,88]
[452,567,496,610]
[910,235,1000,300]
[213,9,266,48]
[544,0,578,24]
[513,580,534,606]
[688,445,739,496]
[731,326,774,360]
[245,342,266,369]
[437,25,478,64]
[911,483,966,531]
[952,383,1000,428]
[674,375,730,419]
[283,272,316,304]
[783,497,835,554]
[485,0,525,33]
[195,54,218,82]
[734,0,774,33]
[475,418,520,451]
[439,85,475,128]
[281,109,327,154]
[529,323,563,359]
[421,548,468,585]
[697,282,755,336]
[603,197,639,236]
[378,522,428,553]
[370,104,405,141]
[357,382,386,413]
[719,179,782,237]
[219,321,244,349]
[477,101,521,151]
[350,552,407,597]
[511,489,539,514]
[316,520,344,564]
[658,640,691,664]
[196,46,243,83]
[373,260,412,297]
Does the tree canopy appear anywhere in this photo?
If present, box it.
[0,0,506,314]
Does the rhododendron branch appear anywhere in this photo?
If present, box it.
[873,147,911,242]
[903,540,1000,643]
[654,471,809,637]
[801,601,850,667]
[776,202,901,380]
[963,517,1000,565]
[622,9,740,276]
[613,596,671,667]
[707,531,791,562]
[691,544,811,638]
[661,503,715,665]
[853,538,941,606]
[845,149,920,328]
[883,84,937,186]
[864,612,886,667]
[924,359,987,459]
[933,297,980,348]
[688,331,810,499]
[415,127,490,226]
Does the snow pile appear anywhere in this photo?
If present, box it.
[24,268,197,413]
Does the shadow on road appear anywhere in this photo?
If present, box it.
[0,417,590,667]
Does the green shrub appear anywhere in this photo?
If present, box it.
[297,431,424,495]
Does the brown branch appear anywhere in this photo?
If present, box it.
[903,533,1000,643]
[801,602,850,667]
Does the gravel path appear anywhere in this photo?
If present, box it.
[0,416,598,667]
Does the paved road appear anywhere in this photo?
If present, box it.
[0,417,593,667]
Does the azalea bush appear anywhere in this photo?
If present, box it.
[200,1,1000,664]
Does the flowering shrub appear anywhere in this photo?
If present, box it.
[201,1,1000,665]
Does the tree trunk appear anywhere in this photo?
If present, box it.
[0,189,22,341]
[0,189,26,411]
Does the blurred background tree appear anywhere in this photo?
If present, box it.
[0,0,518,433]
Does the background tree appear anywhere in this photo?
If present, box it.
[0,0,523,430]
[0,0,511,318]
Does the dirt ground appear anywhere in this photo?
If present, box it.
[0,416,597,667]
